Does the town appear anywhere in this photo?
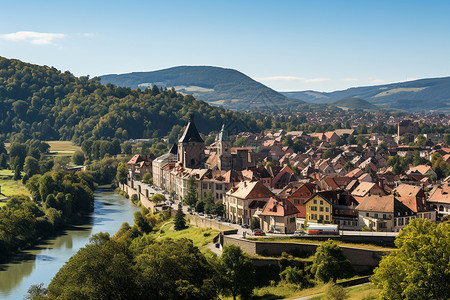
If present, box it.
[125,112,449,235]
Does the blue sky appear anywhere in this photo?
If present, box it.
[1,0,449,92]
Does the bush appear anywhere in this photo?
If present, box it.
[325,283,348,300]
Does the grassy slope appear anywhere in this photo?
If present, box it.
[150,218,219,253]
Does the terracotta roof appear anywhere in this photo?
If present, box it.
[351,182,376,197]
[346,168,364,178]
[393,184,423,198]
[408,165,432,175]
[428,184,450,204]
[356,195,414,215]
[228,181,273,199]
[260,197,300,217]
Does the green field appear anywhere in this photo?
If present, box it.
[0,169,30,206]
[5,140,81,157]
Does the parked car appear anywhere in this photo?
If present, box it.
[253,229,265,236]
[241,224,249,229]
[198,212,204,217]
[294,230,306,236]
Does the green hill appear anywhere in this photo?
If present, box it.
[331,97,380,110]
[281,76,450,112]
[100,66,303,110]
[0,57,260,143]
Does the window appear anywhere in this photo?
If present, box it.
[319,215,324,220]
[383,214,386,219]
[325,207,329,212]
[374,213,378,218]
[313,199,317,204]
[311,206,317,211]
[320,207,324,212]
[320,200,323,205]
[216,184,222,190]
[366,213,369,217]
[325,215,329,221]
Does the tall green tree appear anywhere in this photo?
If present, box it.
[219,245,255,300]
[310,240,353,282]
[371,219,450,300]
[116,162,128,185]
[184,177,198,206]
[174,202,186,231]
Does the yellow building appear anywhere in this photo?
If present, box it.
[304,193,333,223]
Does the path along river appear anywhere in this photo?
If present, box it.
[0,191,138,299]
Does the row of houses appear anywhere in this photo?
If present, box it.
[130,114,449,233]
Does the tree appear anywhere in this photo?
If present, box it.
[151,193,165,203]
[174,202,186,231]
[250,217,260,230]
[72,150,85,165]
[116,162,128,185]
[219,245,255,300]
[24,156,40,178]
[371,219,450,300]
[184,177,198,206]
[13,165,22,181]
[47,238,137,299]
[311,240,353,282]
[142,173,152,184]
[25,283,47,300]
[134,238,217,299]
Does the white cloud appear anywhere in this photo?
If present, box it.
[0,31,66,45]
[255,76,330,83]
[343,78,358,82]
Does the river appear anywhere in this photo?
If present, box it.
[0,191,139,299]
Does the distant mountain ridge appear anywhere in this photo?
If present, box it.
[101,66,303,110]
[281,76,450,112]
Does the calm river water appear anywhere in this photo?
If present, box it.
[0,191,138,299]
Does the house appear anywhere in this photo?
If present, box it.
[428,183,450,216]
[277,182,316,218]
[127,154,155,178]
[259,197,299,233]
[224,180,274,225]
[407,165,437,178]
[351,182,386,203]
[304,192,333,223]
[355,195,416,232]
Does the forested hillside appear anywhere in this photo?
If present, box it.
[100,66,303,110]
[0,57,260,143]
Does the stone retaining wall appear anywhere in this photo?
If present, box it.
[223,236,389,271]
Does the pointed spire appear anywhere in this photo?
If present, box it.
[178,113,204,143]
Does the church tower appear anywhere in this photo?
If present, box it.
[217,124,232,170]
[177,113,205,169]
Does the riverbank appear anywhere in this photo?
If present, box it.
[0,191,139,299]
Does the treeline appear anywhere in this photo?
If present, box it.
[0,56,260,143]
[28,208,355,300]
[0,170,95,262]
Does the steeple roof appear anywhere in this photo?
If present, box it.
[178,113,204,143]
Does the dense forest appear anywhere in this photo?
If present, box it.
[0,57,260,144]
